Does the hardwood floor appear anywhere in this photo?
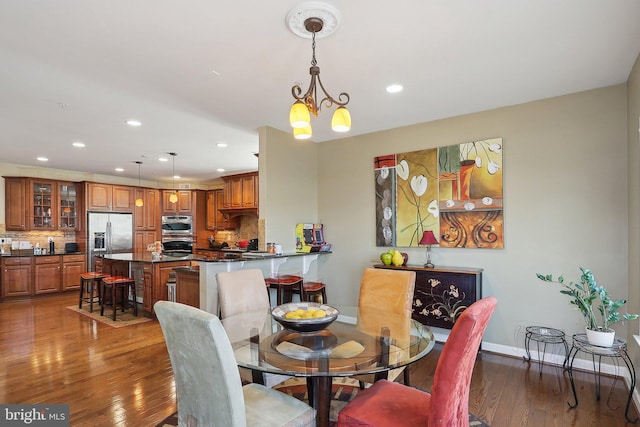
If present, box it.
[0,292,637,426]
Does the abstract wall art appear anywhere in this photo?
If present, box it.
[374,137,503,249]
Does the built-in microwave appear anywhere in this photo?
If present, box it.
[161,215,193,235]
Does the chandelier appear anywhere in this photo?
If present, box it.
[289,13,350,140]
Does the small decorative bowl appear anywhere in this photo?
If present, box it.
[271,302,340,333]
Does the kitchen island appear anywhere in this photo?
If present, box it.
[99,251,330,317]
[195,251,331,316]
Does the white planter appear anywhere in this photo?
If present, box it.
[585,327,615,347]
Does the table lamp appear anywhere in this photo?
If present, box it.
[419,230,439,268]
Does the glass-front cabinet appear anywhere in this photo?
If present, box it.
[31,180,55,230]
[58,182,78,230]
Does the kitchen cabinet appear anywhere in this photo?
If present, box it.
[175,267,200,308]
[1,257,32,298]
[134,188,159,230]
[86,182,134,212]
[62,254,85,291]
[4,177,27,231]
[3,177,79,231]
[374,264,482,330]
[30,180,56,231]
[221,172,258,209]
[206,189,238,230]
[161,190,192,215]
[58,182,80,231]
[34,255,61,294]
[134,231,157,252]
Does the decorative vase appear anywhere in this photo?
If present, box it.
[585,327,615,347]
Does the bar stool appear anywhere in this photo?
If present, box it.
[100,276,137,321]
[79,272,109,313]
[264,274,303,305]
[299,281,327,304]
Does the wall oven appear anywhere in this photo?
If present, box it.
[162,236,194,254]
[161,215,193,236]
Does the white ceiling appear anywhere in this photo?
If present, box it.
[1,1,639,185]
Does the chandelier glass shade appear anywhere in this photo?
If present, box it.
[135,161,144,207]
[294,125,313,140]
[289,17,350,138]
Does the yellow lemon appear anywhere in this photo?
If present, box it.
[294,309,305,314]
[285,312,296,319]
[313,310,327,318]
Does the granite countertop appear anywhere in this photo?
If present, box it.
[99,251,331,263]
[1,251,85,257]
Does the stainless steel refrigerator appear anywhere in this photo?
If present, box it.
[87,212,133,271]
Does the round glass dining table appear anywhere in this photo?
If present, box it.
[221,306,435,427]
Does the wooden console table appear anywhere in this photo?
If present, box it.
[373,264,483,329]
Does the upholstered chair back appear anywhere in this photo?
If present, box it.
[428,296,498,425]
[217,269,270,319]
[155,300,247,426]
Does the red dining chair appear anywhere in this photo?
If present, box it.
[337,296,497,427]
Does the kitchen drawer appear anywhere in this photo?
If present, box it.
[2,257,33,266]
[63,254,85,263]
[35,255,61,265]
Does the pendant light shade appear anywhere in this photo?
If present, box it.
[331,106,351,132]
[135,161,144,207]
[290,101,311,129]
[169,152,178,203]
[294,125,313,140]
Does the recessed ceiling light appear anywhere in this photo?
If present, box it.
[159,157,168,162]
[72,141,85,148]
[211,70,221,76]
[37,157,48,162]
[386,84,403,94]
[173,175,181,179]
[115,167,124,172]
[216,142,228,148]
[217,168,225,172]
[126,120,142,127]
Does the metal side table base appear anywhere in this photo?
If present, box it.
[566,333,638,423]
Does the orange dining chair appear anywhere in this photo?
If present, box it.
[337,296,498,427]
[354,267,416,388]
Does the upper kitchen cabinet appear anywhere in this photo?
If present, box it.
[134,188,159,231]
[206,189,238,230]
[220,172,258,216]
[30,180,56,231]
[85,182,134,212]
[4,177,62,231]
[4,177,27,231]
[161,190,193,215]
[58,182,80,231]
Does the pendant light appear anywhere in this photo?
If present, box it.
[169,153,178,204]
[134,161,144,207]
[287,4,351,138]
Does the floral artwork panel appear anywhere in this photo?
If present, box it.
[395,148,439,247]
[374,138,504,249]
[374,155,396,246]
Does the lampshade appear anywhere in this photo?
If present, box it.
[331,107,351,132]
[134,160,144,207]
[169,192,178,204]
[290,101,311,128]
[294,125,312,140]
[419,230,439,245]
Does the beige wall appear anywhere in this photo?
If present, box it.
[263,84,630,350]
[627,52,640,364]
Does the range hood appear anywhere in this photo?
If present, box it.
[218,207,258,218]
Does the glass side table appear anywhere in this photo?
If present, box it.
[566,333,638,423]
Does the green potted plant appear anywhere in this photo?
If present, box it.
[536,267,639,347]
